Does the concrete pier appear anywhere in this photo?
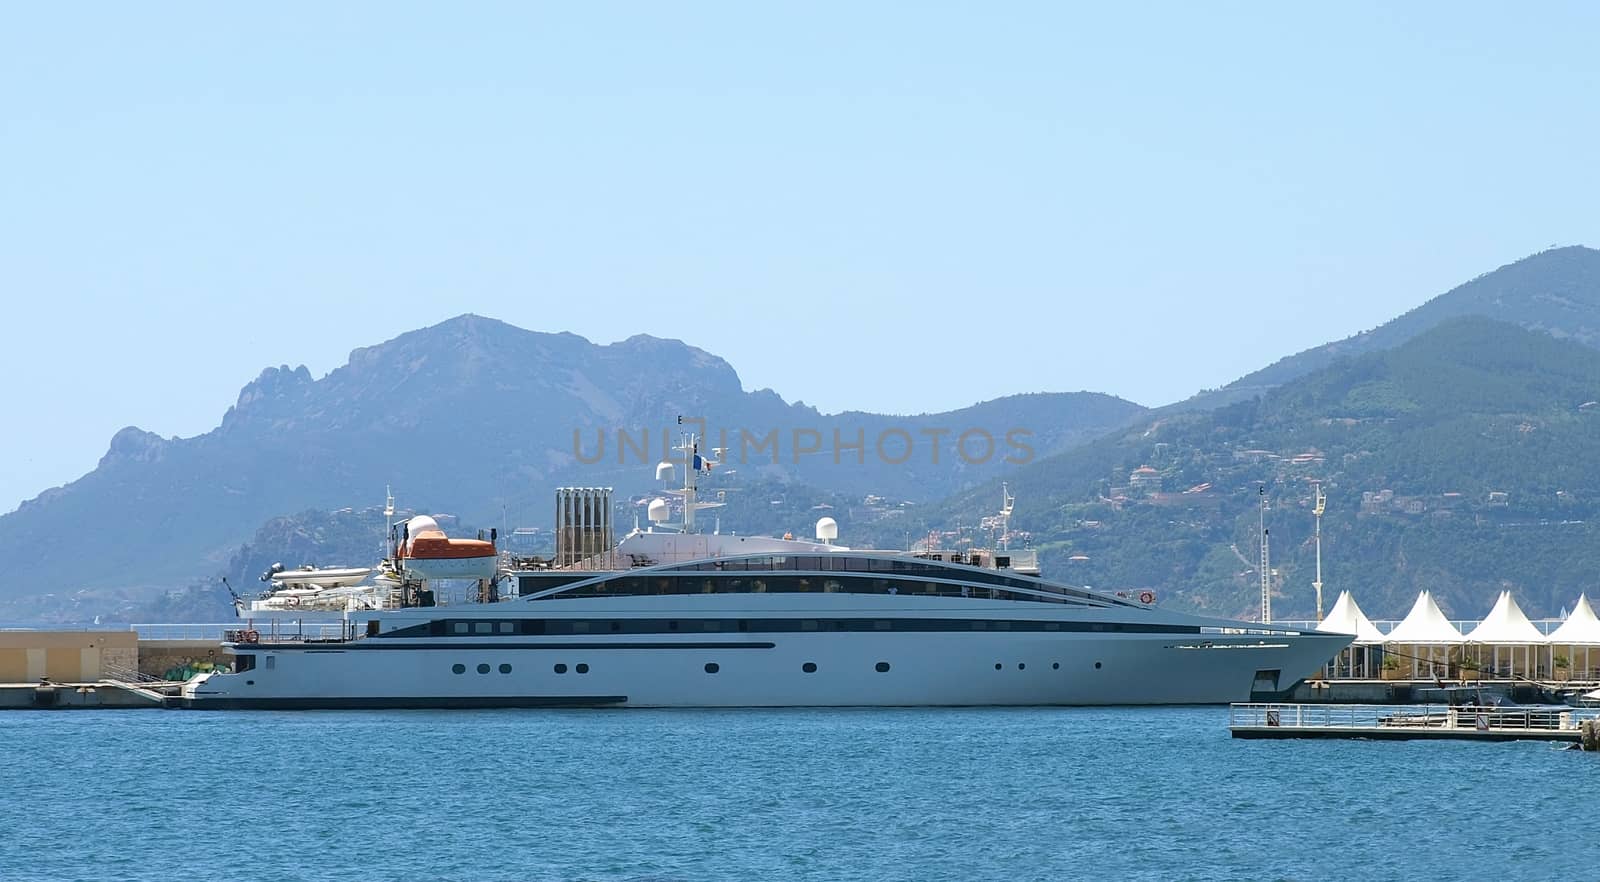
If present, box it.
[0,680,179,709]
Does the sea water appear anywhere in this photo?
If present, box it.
[1,706,1594,881]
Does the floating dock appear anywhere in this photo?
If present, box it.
[1231,702,1600,747]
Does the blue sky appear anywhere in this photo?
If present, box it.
[4,3,1599,513]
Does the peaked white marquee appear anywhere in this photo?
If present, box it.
[1383,590,1464,644]
[1318,591,1385,643]
[1549,595,1600,645]
[1464,591,1546,644]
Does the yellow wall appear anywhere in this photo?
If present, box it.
[0,631,138,683]
[0,649,26,682]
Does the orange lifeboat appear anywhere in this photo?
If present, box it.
[398,516,498,581]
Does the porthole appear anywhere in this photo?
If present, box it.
[705,662,720,674]
[802,662,817,673]
[477,663,490,674]
[452,663,466,675]
[554,663,568,674]
[576,663,589,674]
[875,662,891,673]
[994,663,1003,670]
[499,663,512,674]
[1018,663,1025,670]
[1052,662,1060,670]
[1094,662,1103,670]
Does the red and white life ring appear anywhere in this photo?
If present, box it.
[1138,591,1156,605]
[285,596,301,608]
[241,629,261,644]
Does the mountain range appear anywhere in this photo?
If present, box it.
[0,317,1141,616]
[913,316,1600,621]
[3,245,1598,623]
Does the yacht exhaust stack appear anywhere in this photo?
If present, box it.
[555,487,615,567]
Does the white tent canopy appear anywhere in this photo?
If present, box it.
[1384,591,1464,644]
[1464,591,1547,644]
[1549,595,1600,645]
[1318,591,1385,643]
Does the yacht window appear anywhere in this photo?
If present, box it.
[703,621,721,632]
[802,662,818,673]
[801,620,818,631]
[452,622,469,635]
[875,662,891,673]
[473,622,493,634]
[704,663,720,674]
[476,663,490,674]
[572,622,591,634]
[874,621,891,631]
[499,664,512,674]
[235,655,256,672]
[265,656,276,671]
[451,663,465,674]
[497,622,514,634]
[576,663,589,674]
[554,664,568,674]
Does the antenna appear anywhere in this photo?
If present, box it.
[1312,483,1326,623]
[999,482,1015,551]
[665,428,723,533]
[1259,484,1272,624]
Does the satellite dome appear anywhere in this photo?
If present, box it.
[647,498,670,523]
[815,517,838,542]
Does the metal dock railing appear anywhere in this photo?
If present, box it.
[1230,702,1600,745]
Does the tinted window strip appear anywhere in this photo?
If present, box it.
[380,619,1200,638]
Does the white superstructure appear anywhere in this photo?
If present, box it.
[186,432,1351,709]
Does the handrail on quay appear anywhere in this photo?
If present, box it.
[1230,702,1600,744]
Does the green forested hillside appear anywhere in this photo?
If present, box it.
[895,318,1600,620]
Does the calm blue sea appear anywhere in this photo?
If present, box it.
[1,706,1594,882]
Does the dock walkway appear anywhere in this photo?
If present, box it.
[1230,702,1600,746]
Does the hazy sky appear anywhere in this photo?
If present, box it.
[4,3,1599,514]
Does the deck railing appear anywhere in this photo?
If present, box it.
[131,622,352,642]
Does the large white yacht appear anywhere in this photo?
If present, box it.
[184,434,1351,709]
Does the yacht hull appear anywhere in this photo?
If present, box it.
[184,628,1347,708]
